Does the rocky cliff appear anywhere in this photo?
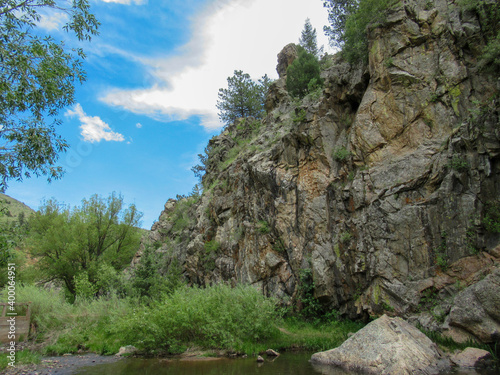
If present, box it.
[135,0,499,344]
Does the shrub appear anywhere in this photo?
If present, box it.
[114,284,280,353]
[483,200,500,233]
[257,220,271,234]
[286,46,323,99]
[332,146,351,162]
[298,268,324,320]
[459,0,500,72]
[448,155,469,172]
[204,239,220,254]
[340,231,352,243]
[323,0,400,64]
[74,271,98,301]
[131,244,182,300]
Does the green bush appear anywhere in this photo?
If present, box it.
[483,201,500,233]
[74,271,98,301]
[2,285,133,355]
[204,239,220,254]
[340,231,352,243]
[114,284,280,353]
[298,269,324,320]
[448,155,469,172]
[332,146,351,162]
[323,0,399,64]
[257,220,271,234]
[459,0,500,72]
[286,46,323,99]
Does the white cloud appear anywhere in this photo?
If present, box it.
[37,11,69,31]
[66,104,125,143]
[99,0,333,130]
[136,123,143,128]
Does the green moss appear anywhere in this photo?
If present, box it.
[334,244,341,258]
[449,85,462,116]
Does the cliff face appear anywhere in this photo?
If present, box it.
[136,0,499,343]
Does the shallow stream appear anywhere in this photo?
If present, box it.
[72,352,497,375]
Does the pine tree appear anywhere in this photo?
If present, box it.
[299,18,321,57]
[216,70,271,126]
[286,47,323,99]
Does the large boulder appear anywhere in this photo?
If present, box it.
[311,315,451,375]
[450,347,493,369]
[447,268,500,343]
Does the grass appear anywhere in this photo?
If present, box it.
[419,326,499,366]
[275,318,364,351]
[0,284,367,368]
[0,349,41,370]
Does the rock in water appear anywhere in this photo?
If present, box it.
[115,345,137,357]
[451,347,493,369]
[266,349,279,356]
[447,268,500,343]
[311,315,451,375]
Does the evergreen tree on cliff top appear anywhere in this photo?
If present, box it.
[299,18,322,58]
[0,0,99,191]
[286,46,323,99]
[216,70,271,126]
[323,0,399,63]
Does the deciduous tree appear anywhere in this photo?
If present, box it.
[0,0,99,191]
[27,193,142,297]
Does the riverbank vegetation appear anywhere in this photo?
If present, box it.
[0,283,364,370]
[1,192,364,370]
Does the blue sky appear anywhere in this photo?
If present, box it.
[7,0,332,229]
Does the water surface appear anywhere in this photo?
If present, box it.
[72,352,497,375]
[72,352,349,375]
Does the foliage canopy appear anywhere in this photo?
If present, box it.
[458,0,500,72]
[286,46,323,99]
[323,0,398,63]
[0,0,99,190]
[216,70,271,126]
[299,18,322,57]
[26,193,141,297]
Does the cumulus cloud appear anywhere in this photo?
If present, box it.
[66,104,125,143]
[99,0,332,130]
[136,123,143,128]
[37,12,69,31]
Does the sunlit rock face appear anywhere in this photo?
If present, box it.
[136,0,499,342]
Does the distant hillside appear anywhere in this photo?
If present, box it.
[0,193,35,225]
